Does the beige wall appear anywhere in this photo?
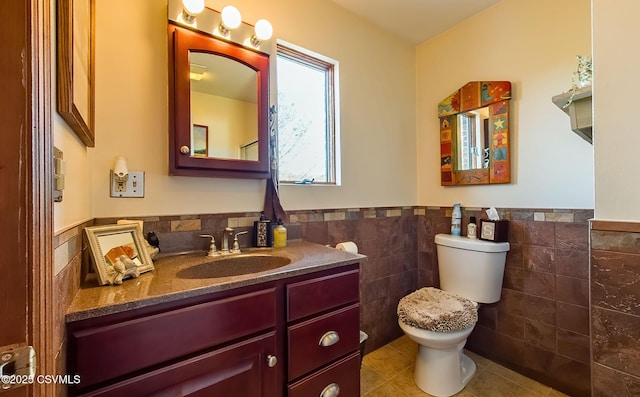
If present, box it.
[416,0,593,209]
[52,0,92,234]
[83,0,416,218]
[55,0,600,230]
[593,0,640,221]
[191,91,257,158]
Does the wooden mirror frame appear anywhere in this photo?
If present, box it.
[438,81,512,186]
[168,23,270,178]
[57,0,95,147]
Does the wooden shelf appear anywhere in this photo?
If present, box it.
[552,85,592,144]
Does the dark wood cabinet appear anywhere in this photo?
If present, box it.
[79,332,278,397]
[67,265,359,397]
[286,269,361,396]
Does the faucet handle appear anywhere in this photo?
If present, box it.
[199,234,219,257]
[231,231,249,253]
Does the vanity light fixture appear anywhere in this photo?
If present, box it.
[181,0,205,24]
[249,19,273,48]
[189,63,207,81]
[217,5,242,38]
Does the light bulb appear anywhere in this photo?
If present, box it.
[221,5,241,29]
[254,19,272,40]
[182,0,204,15]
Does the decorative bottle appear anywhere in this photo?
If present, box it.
[467,216,477,239]
[451,203,462,236]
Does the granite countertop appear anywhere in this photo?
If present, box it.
[66,240,364,323]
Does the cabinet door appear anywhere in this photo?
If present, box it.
[69,288,277,389]
[80,332,279,397]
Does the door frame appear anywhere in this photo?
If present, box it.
[0,0,54,395]
[29,0,55,395]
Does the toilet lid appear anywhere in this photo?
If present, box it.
[397,287,478,332]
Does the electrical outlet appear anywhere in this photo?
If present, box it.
[110,171,145,198]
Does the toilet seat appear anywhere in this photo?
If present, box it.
[397,287,478,332]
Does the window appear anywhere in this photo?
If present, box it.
[276,42,339,184]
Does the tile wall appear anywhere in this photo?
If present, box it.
[55,206,597,396]
[53,220,92,397]
[590,221,640,397]
[444,208,593,397]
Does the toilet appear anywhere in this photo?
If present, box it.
[397,233,510,397]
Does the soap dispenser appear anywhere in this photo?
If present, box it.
[253,211,272,247]
[273,219,287,248]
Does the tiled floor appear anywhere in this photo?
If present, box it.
[361,336,571,397]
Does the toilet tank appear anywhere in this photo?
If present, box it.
[435,233,510,303]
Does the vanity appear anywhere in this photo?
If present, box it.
[65,241,362,397]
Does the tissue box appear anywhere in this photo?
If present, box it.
[480,220,509,242]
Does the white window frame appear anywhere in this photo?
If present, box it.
[275,40,341,186]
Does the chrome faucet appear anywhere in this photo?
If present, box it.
[199,234,219,257]
[231,231,248,253]
[221,227,234,254]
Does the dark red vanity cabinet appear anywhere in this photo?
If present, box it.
[67,264,360,397]
[286,269,361,396]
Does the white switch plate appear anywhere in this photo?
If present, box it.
[110,171,145,198]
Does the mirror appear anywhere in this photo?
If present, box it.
[438,81,512,185]
[168,23,270,178]
[457,107,490,170]
[189,51,258,160]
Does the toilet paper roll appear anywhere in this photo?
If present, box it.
[336,241,358,254]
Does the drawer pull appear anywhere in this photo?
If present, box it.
[320,383,340,397]
[267,355,278,368]
[319,331,340,347]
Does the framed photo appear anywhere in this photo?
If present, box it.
[85,224,154,285]
[57,0,95,147]
[192,124,209,157]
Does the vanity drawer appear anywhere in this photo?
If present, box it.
[288,352,360,397]
[287,269,359,321]
[69,288,277,390]
[287,304,359,380]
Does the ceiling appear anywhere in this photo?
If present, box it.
[330,0,502,44]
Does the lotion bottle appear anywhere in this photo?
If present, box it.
[273,219,287,248]
[451,203,462,236]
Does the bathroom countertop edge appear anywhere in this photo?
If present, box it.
[66,240,364,323]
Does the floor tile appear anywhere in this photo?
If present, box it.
[362,344,413,381]
[362,336,571,397]
[464,369,539,397]
[484,361,551,396]
[364,382,409,397]
[361,364,386,395]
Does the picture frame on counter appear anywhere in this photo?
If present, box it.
[85,224,154,285]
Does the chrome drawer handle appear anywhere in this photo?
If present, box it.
[320,383,340,397]
[319,331,340,347]
[266,355,277,368]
